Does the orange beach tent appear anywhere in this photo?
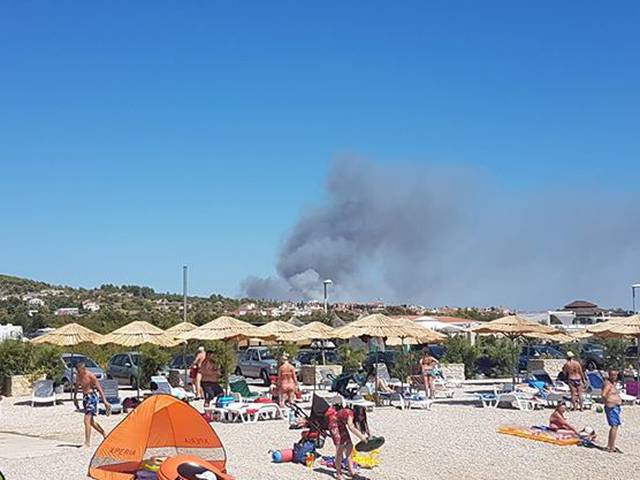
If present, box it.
[88,394,229,480]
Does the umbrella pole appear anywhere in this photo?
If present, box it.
[137,349,141,400]
[183,341,188,390]
[512,337,517,387]
[636,336,639,403]
[70,350,75,401]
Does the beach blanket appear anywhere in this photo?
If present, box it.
[498,425,581,446]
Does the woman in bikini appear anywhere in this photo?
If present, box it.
[276,353,298,408]
[420,348,439,399]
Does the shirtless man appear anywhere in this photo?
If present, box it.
[192,346,206,399]
[73,362,110,447]
[420,348,439,399]
[562,351,586,411]
[602,369,623,453]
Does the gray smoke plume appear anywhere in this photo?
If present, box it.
[241,157,640,310]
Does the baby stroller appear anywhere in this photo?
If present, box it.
[329,372,368,400]
[288,393,337,449]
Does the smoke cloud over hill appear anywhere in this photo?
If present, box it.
[241,158,640,310]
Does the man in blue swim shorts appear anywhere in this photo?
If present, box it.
[602,369,622,453]
[73,362,110,447]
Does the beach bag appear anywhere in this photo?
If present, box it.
[293,440,316,464]
[215,396,234,408]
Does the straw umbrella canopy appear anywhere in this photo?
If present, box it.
[97,321,179,398]
[31,322,103,346]
[31,323,104,398]
[300,321,335,338]
[589,315,640,398]
[570,330,594,340]
[165,322,197,336]
[179,316,272,342]
[333,314,438,342]
[258,320,299,336]
[470,315,560,384]
[98,321,179,348]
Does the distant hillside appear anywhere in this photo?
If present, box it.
[0,274,57,295]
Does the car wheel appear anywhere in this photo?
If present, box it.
[261,369,271,386]
[235,367,243,376]
[130,376,138,389]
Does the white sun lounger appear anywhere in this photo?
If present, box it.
[31,380,57,407]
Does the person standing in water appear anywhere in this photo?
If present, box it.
[73,362,110,447]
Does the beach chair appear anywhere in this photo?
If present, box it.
[229,376,261,401]
[31,380,56,407]
[220,401,282,423]
[478,384,543,411]
[99,379,123,414]
[316,368,336,390]
[150,375,195,402]
[372,363,402,389]
[410,374,454,399]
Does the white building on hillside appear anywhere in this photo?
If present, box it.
[0,324,23,341]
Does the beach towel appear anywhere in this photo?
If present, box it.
[498,425,581,446]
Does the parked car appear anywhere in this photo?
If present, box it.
[235,347,300,386]
[107,352,140,388]
[518,345,565,372]
[61,353,105,391]
[580,343,605,370]
[296,349,341,366]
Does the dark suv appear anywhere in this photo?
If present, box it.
[296,349,341,365]
[581,343,605,370]
[518,345,564,372]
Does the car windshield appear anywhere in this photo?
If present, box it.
[260,350,274,360]
[64,356,98,368]
[131,354,140,366]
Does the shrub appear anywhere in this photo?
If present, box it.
[476,336,520,378]
[336,344,367,374]
[268,344,300,364]
[601,339,630,371]
[204,340,237,387]
[31,344,65,385]
[391,349,418,382]
[0,340,33,390]
[139,344,172,388]
[443,336,479,379]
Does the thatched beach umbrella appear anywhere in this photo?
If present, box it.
[165,322,197,335]
[470,315,560,384]
[333,314,433,341]
[179,316,271,342]
[588,315,640,399]
[98,321,179,398]
[32,322,103,346]
[258,320,299,336]
[179,316,275,392]
[31,323,104,398]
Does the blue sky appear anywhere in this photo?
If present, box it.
[1,2,639,306]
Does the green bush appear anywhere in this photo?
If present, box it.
[443,336,479,378]
[268,344,300,364]
[204,340,237,387]
[31,344,65,385]
[336,344,367,374]
[391,349,418,382]
[477,336,520,378]
[601,338,630,371]
[137,344,172,388]
[0,340,33,389]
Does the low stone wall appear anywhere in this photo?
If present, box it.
[527,358,565,380]
[3,375,39,397]
[441,363,465,381]
[301,364,343,386]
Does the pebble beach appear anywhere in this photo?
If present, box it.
[1,391,639,480]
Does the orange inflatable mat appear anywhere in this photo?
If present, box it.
[498,425,581,446]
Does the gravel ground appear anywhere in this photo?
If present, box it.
[1,393,639,480]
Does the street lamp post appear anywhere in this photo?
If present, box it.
[632,284,640,313]
[323,279,333,313]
